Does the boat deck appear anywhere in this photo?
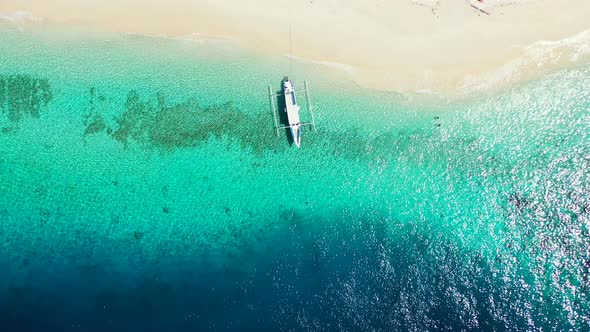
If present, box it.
[285,90,301,125]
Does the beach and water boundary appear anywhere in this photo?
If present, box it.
[3,0,590,95]
[0,12,589,332]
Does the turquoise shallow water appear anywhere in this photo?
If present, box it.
[0,25,589,330]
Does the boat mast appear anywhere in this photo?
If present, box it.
[288,1,293,76]
[289,23,293,75]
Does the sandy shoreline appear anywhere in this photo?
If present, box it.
[1,0,590,95]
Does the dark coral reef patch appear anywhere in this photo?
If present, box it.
[84,89,283,154]
[0,74,53,124]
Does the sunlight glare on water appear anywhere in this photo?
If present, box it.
[0,25,588,330]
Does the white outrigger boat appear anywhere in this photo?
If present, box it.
[282,77,302,147]
[268,77,317,148]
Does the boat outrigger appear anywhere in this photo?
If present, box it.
[268,77,317,148]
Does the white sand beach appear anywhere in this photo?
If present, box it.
[1,0,589,95]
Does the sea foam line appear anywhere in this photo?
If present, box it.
[458,29,590,94]
[0,11,42,25]
[285,54,357,75]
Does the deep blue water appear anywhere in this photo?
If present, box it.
[0,26,589,331]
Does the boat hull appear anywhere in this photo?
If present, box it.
[283,77,302,148]
[290,125,301,148]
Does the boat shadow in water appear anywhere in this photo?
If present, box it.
[273,83,295,147]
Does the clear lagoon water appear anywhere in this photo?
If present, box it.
[0,25,589,331]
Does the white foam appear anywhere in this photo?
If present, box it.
[0,11,42,25]
[173,32,235,44]
[414,89,437,95]
[285,54,357,75]
[458,29,590,94]
[118,31,235,48]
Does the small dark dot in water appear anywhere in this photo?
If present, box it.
[435,123,441,127]
[112,181,119,186]
[224,207,231,214]
[434,116,440,120]
[162,207,169,214]
[34,186,47,195]
[39,208,51,218]
[161,184,170,196]
[133,231,144,240]
[111,215,120,224]
[157,92,166,108]
[508,192,529,209]
[305,202,309,205]
[20,258,30,267]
